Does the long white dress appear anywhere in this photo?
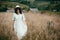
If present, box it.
[12,13,27,40]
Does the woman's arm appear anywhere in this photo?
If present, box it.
[22,14,27,24]
[12,13,15,31]
[22,14,26,21]
[12,20,14,31]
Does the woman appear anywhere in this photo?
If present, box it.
[12,5,27,40]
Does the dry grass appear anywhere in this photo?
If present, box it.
[0,11,60,40]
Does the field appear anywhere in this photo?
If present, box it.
[0,11,60,40]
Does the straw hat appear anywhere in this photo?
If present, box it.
[16,5,20,7]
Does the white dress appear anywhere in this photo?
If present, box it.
[12,13,27,40]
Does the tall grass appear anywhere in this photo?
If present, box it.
[0,12,60,40]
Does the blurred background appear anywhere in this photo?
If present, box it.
[0,0,60,13]
[0,0,60,40]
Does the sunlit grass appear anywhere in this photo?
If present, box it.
[0,12,60,40]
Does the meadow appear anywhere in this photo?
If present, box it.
[0,11,60,40]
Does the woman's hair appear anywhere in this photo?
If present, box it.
[14,7,22,14]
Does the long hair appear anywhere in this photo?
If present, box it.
[14,7,22,14]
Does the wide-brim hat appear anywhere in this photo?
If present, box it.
[16,5,20,7]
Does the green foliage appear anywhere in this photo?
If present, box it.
[46,1,60,12]
[0,1,60,12]
[0,1,30,11]
[0,4,8,12]
[22,7,30,11]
